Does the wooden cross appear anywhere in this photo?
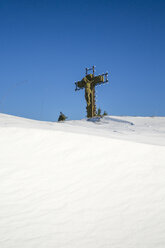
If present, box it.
[75,66,108,118]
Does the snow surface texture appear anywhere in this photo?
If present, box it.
[0,113,165,248]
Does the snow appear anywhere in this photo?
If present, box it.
[0,113,165,248]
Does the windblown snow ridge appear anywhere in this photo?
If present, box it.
[0,113,165,248]
[0,113,165,146]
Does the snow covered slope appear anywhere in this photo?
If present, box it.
[0,113,165,248]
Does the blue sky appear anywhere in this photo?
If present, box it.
[0,0,165,121]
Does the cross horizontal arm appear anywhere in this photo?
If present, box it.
[93,73,108,86]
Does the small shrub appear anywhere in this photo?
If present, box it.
[103,111,108,116]
[97,108,101,116]
[58,112,67,122]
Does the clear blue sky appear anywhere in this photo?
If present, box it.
[0,0,164,121]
